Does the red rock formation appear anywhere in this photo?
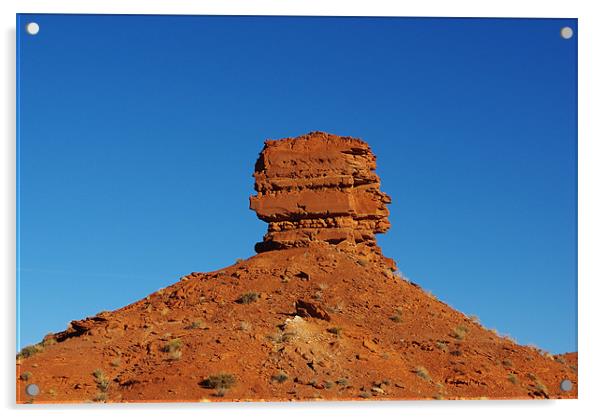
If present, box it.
[250,132,391,253]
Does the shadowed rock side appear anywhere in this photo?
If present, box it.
[250,132,391,255]
[16,133,577,403]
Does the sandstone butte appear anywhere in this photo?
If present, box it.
[16,132,577,403]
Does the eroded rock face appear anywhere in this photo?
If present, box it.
[250,132,391,253]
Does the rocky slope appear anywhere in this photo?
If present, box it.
[16,132,577,403]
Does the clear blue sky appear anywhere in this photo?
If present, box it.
[17,15,577,353]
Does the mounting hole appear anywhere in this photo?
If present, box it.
[25,383,40,396]
[560,379,573,391]
[560,26,573,39]
[26,22,40,35]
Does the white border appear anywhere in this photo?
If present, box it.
[2,1,600,417]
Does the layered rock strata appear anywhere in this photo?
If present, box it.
[250,132,391,253]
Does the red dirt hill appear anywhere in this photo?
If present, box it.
[16,132,577,403]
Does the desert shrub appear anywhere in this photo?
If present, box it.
[451,325,468,340]
[326,326,343,336]
[162,338,183,360]
[93,392,108,402]
[318,283,329,291]
[269,330,296,344]
[535,381,549,396]
[508,373,518,384]
[201,373,236,390]
[110,358,121,367]
[414,366,431,381]
[42,335,57,346]
[162,338,182,353]
[336,377,349,387]
[19,371,32,381]
[213,388,227,397]
[272,371,288,383]
[92,369,110,392]
[389,307,403,323]
[186,320,207,330]
[324,380,334,389]
[238,321,251,331]
[435,341,448,351]
[502,358,513,367]
[17,344,44,359]
[327,301,345,314]
[236,292,259,304]
[358,391,371,398]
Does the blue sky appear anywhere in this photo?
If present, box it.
[17,15,577,353]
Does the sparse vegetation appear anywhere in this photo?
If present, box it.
[186,320,208,330]
[358,391,371,398]
[326,326,343,336]
[468,314,480,324]
[162,338,183,360]
[214,388,227,397]
[272,371,289,383]
[235,258,244,264]
[19,371,32,381]
[508,373,518,384]
[92,392,107,402]
[238,321,252,331]
[236,291,259,304]
[535,382,549,396]
[525,373,549,396]
[414,366,431,381]
[389,307,403,323]
[425,290,438,300]
[92,369,110,393]
[324,380,334,389]
[17,344,44,359]
[436,341,448,352]
[110,358,121,367]
[163,338,182,352]
[200,373,236,390]
[336,377,349,387]
[269,330,296,344]
[502,358,513,367]
[327,301,345,314]
[42,335,57,346]
[394,271,410,282]
[452,325,468,340]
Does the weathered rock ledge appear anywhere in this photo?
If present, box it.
[250,132,391,255]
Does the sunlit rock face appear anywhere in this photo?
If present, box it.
[250,131,391,254]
